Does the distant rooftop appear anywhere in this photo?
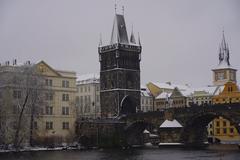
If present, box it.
[151,82,190,91]
[159,119,183,128]
[77,73,100,85]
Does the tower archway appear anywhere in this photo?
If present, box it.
[120,95,136,115]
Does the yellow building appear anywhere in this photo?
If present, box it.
[209,32,240,143]
[0,60,77,146]
[212,82,240,104]
[35,61,77,144]
[147,82,189,97]
[155,87,187,110]
[208,82,240,143]
[147,82,189,110]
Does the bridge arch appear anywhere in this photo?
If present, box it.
[180,111,240,146]
[124,120,153,146]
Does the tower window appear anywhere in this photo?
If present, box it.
[46,121,53,130]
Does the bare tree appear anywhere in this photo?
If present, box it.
[0,63,45,150]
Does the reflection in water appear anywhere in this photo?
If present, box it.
[0,148,240,160]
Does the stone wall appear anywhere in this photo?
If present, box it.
[76,119,127,148]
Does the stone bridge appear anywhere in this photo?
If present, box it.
[121,103,240,146]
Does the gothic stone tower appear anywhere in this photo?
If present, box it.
[212,31,237,86]
[98,13,142,118]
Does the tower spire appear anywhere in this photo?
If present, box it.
[110,13,129,44]
[130,25,136,44]
[122,6,124,15]
[138,32,141,46]
[218,30,230,66]
[114,0,117,14]
[99,33,103,46]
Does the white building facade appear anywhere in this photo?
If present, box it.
[76,74,100,119]
[141,87,153,112]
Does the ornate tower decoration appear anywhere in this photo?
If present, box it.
[98,10,142,118]
[212,31,237,86]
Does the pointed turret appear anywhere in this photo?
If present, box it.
[130,25,136,44]
[110,14,129,44]
[218,30,230,67]
[212,31,237,86]
[138,32,141,46]
[99,33,103,47]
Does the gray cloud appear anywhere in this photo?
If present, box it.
[0,0,239,86]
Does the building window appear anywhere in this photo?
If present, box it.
[223,121,227,127]
[216,121,220,127]
[45,79,53,86]
[88,86,90,92]
[209,124,213,128]
[80,96,83,106]
[45,93,53,101]
[216,128,220,134]
[223,128,227,134]
[45,106,53,115]
[62,107,69,115]
[46,121,53,130]
[228,86,233,92]
[230,128,234,134]
[13,90,21,99]
[62,80,69,88]
[62,94,69,101]
[96,86,99,91]
[96,95,100,102]
[62,122,69,130]
[210,131,213,136]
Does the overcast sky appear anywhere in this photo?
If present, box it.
[0,0,239,87]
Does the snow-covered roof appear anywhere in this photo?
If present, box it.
[159,119,183,128]
[156,91,171,99]
[149,134,159,138]
[185,86,219,97]
[213,62,235,70]
[143,129,150,134]
[141,90,151,97]
[152,82,190,91]
[213,85,224,95]
[110,14,129,44]
[181,89,193,97]
[77,73,99,85]
[141,84,152,97]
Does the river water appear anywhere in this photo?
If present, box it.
[0,147,240,160]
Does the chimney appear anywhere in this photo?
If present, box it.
[13,59,17,65]
[166,81,171,85]
[25,60,31,65]
[5,61,10,66]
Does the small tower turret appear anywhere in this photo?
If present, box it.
[212,31,237,86]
